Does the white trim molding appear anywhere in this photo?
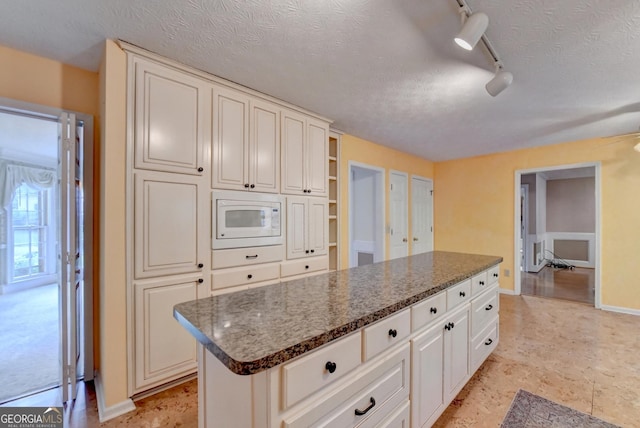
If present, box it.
[94,372,136,422]
[499,288,517,295]
[600,305,640,317]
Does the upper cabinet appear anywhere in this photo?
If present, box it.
[212,88,280,193]
[281,110,328,197]
[133,57,210,175]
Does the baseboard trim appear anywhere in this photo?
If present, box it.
[94,372,136,422]
[499,288,517,295]
[600,305,640,316]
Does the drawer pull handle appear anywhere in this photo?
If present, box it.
[244,183,250,188]
[305,265,310,269]
[485,304,493,311]
[388,329,397,338]
[485,338,493,346]
[197,167,204,172]
[430,307,437,314]
[479,281,485,286]
[354,397,376,416]
[325,361,337,373]
[247,274,253,279]
[245,255,258,259]
[493,273,499,277]
[445,322,454,331]
[198,263,204,268]
[459,291,466,297]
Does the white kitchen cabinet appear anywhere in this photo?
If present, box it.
[134,171,206,279]
[411,322,445,428]
[281,110,328,197]
[133,277,201,391]
[443,304,470,402]
[133,56,210,175]
[212,87,280,193]
[286,196,328,260]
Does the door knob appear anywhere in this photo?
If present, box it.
[402,238,407,242]
[413,237,418,241]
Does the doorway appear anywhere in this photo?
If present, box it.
[514,163,600,307]
[0,100,93,404]
[410,176,433,254]
[348,162,385,267]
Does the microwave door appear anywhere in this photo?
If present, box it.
[217,204,274,239]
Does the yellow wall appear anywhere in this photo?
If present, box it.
[434,136,640,310]
[98,40,128,407]
[339,134,434,268]
[0,44,98,116]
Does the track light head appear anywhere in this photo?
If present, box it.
[454,12,489,51]
[485,70,513,96]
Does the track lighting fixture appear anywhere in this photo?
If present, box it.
[453,0,513,97]
[486,65,513,97]
[454,12,489,51]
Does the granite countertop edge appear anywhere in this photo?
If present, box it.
[174,254,502,375]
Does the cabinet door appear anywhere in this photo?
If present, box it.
[212,87,250,190]
[250,99,280,193]
[134,57,209,175]
[134,171,200,279]
[281,111,306,195]
[411,323,445,428]
[308,199,328,256]
[286,197,308,259]
[306,119,328,196]
[444,306,470,401]
[134,279,198,391]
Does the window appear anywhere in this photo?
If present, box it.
[11,184,50,281]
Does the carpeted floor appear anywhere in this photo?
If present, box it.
[502,390,620,427]
[0,283,59,403]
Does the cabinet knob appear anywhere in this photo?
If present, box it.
[310,249,315,253]
[250,184,255,189]
[479,281,485,286]
[244,183,250,188]
[198,263,204,268]
[325,361,337,373]
[305,250,310,254]
[430,307,437,314]
[198,278,204,283]
[305,265,310,269]
[388,329,397,338]
[493,273,499,278]
[197,167,204,172]
[307,189,311,194]
[247,274,253,279]
[444,324,450,331]
[303,189,308,193]
[459,291,466,297]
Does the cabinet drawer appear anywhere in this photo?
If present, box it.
[411,292,446,332]
[369,400,410,428]
[211,262,280,290]
[471,271,489,296]
[363,310,411,361]
[487,265,500,286]
[281,256,328,278]
[471,316,498,373]
[283,344,409,428]
[211,245,283,269]
[446,279,471,310]
[471,286,499,338]
[282,332,361,409]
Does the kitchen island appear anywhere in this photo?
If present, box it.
[174,251,502,428]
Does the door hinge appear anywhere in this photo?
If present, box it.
[390,184,393,190]
[431,226,433,232]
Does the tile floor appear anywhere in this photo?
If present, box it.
[3,294,638,427]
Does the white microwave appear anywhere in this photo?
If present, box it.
[212,190,283,249]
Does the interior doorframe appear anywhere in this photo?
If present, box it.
[520,184,529,272]
[348,161,385,268]
[410,175,434,254]
[513,162,601,308]
[0,96,95,381]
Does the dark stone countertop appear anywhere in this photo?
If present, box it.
[173,250,502,375]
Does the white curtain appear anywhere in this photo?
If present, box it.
[0,160,56,209]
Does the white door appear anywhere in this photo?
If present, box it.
[59,112,80,402]
[411,177,433,255]
[389,171,408,260]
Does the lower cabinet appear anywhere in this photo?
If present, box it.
[133,278,201,392]
[411,303,470,428]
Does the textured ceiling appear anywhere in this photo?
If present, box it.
[1,0,640,161]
